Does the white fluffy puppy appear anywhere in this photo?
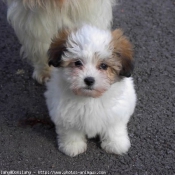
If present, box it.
[6,0,115,83]
[45,25,137,157]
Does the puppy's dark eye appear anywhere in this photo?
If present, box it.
[74,60,83,67]
[116,52,121,57]
[99,63,108,70]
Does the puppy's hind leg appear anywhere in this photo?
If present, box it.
[56,126,87,157]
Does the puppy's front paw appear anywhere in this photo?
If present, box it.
[101,136,131,155]
[58,139,87,157]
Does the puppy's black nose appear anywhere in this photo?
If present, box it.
[84,77,95,86]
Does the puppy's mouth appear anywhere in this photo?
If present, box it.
[83,86,94,91]
[72,86,105,98]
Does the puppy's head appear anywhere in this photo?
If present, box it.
[48,25,133,98]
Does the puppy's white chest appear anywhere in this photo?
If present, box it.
[59,98,111,137]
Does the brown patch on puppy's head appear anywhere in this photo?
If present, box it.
[111,29,134,77]
[48,30,70,67]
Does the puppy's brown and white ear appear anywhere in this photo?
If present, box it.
[112,29,134,77]
[48,30,69,67]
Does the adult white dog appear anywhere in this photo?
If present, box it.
[6,0,116,83]
[45,25,137,157]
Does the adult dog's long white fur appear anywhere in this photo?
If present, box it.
[6,0,116,83]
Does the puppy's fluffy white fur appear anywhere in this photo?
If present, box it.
[6,0,116,83]
[45,25,137,157]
